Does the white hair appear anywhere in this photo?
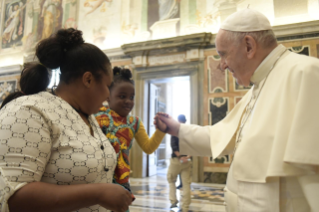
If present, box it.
[223,30,277,48]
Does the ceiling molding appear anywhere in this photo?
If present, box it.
[273,20,319,41]
[121,33,214,57]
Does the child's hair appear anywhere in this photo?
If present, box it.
[109,66,134,91]
[0,28,111,109]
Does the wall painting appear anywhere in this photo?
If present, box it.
[2,0,28,49]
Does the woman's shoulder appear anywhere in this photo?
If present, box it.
[1,92,52,109]
[0,92,72,118]
[0,92,57,126]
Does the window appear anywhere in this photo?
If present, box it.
[47,68,60,88]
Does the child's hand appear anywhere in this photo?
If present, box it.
[154,115,168,133]
[154,113,180,136]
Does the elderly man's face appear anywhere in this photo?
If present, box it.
[216,30,251,86]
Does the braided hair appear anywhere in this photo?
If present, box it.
[109,67,134,91]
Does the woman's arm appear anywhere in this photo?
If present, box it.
[134,121,165,154]
[8,182,131,212]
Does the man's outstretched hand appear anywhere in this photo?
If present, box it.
[153,114,168,133]
[154,112,181,136]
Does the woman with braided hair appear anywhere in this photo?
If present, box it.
[0,28,131,212]
[95,67,167,210]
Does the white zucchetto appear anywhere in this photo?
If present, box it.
[220,9,272,32]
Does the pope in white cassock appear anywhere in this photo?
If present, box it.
[156,9,319,212]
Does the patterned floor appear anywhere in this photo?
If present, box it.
[129,175,226,212]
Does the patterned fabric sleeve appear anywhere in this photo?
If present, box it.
[0,170,27,212]
[134,121,165,154]
[0,105,52,211]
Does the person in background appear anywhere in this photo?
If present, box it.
[167,114,192,212]
[0,28,131,212]
[95,67,167,210]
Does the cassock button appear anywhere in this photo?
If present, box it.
[104,167,109,172]
[100,145,104,150]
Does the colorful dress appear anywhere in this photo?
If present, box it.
[95,107,165,196]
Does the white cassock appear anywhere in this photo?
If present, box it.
[179,44,319,212]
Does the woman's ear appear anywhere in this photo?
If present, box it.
[82,72,94,88]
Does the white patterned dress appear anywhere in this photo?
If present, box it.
[0,92,117,212]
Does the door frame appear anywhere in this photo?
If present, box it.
[130,61,204,182]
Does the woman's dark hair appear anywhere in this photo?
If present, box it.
[109,66,134,91]
[0,63,50,109]
[1,28,111,109]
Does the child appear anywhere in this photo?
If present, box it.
[95,67,167,202]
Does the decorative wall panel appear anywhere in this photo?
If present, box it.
[234,81,252,91]
[0,65,21,105]
[207,55,228,93]
[288,45,310,56]
[0,79,17,104]
[234,96,242,105]
[208,97,228,125]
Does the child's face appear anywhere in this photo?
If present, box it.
[108,81,135,117]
